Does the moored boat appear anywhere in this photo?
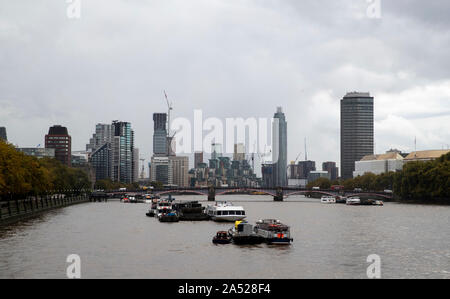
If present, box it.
[321,196,336,204]
[172,201,210,221]
[346,197,361,205]
[212,231,232,244]
[228,221,265,245]
[158,210,179,222]
[254,219,293,245]
[206,201,246,222]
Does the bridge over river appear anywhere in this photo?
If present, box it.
[106,187,394,202]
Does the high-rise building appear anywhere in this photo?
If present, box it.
[233,143,246,162]
[170,156,189,187]
[90,143,112,182]
[194,152,204,168]
[45,125,72,167]
[111,121,135,184]
[272,107,288,187]
[262,164,275,188]
[150,156,171,185]
[297,160,316,179]
[323,161,339,181]
[341,92,374,179]
[133,148,139,183]
[0,127,7,142]
[153,113,168,156]
[86,124,113,152]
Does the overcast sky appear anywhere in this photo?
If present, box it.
[1,0,449,174]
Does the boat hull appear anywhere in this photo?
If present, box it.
[232,236,265,245]
[266,238,293,245]
[211,215,246,222]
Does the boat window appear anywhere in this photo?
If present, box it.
[217,211,222,216]
[241,211,245,215]
[229,211,235,215]
[223,211,229,215]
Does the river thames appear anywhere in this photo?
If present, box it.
[0,195,449,279]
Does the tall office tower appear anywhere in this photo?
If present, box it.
[153,113,168,156]
[0,127,7,142]
[133,148,139,183]
[86,124,113,152]
[323,161,339,181]
[170,156,189,187]
[341,92,374,180]
[272,107,288,187]
[111,121,135,184]
[194,152,204,168]
[233,143,246,162]
[45,125,72,167]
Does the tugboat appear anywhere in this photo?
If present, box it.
[212,231,232,244]
[172,201,210,221]
[158,210,179,223]
[228,221,265,245]
[206,201,246,222]
[254,219,293,245]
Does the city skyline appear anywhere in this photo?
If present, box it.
[1,1,450,175]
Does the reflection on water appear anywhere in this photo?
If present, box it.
[0,195,449,279]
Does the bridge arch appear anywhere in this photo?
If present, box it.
[155,190,208,197]
[215,188,277,197]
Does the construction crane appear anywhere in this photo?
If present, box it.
[164,90,173,137]
[294,152,302,164]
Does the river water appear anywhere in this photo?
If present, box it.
[0,195,449,279]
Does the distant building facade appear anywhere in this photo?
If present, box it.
[45,125,72,167]
[341,92,374,180]
[322,161,339,181]
[308,171,331,183]
[233,143,246,162]
[150,156,171,185]
[170,156,189,187]
[18,148,55,159]
[90,143,112,182]
[194,152,204,169]
[0,127,7,142]
[353,151,404,177]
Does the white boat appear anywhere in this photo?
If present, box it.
[156,200,172,217]
[346,197,361,205]
[321,196,336,204]
[206,202,246,222]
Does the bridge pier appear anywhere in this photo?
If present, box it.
[208,187,215,201]
[274,187,284,202]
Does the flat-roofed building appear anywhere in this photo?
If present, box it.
[354,151,404,177]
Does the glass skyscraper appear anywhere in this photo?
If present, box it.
[340,92,374,180]
[112,121,135,184]
[153,113,167,156]
[272,107,288,187]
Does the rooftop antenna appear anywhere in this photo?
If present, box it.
[304,137,308,161]
[414,136,417,157]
